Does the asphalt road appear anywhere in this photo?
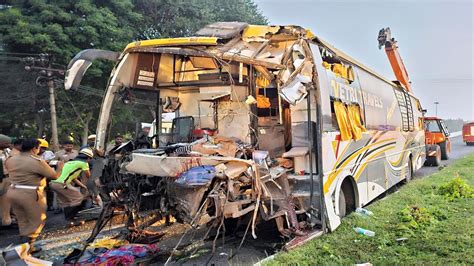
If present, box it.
[415,135,473,177]
[1,135,472,264]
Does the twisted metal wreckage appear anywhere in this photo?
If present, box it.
[66,22,423,255]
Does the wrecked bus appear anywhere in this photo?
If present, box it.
[65,22,425,239]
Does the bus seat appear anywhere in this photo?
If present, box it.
[171,116,195,143]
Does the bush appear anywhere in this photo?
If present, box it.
[438,175,474,200]
[398,205,433,231]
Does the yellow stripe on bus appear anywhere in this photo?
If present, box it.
[323,138,396,194]
[124,37,219,51]
[354,146,396,181]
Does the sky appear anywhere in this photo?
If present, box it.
[254,0,474,121]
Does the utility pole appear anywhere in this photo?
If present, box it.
[47,78,59,151]
[434,101,439,117]
[24,54,63,151]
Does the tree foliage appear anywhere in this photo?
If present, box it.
[134,0,267,39]
[0,0,267,143]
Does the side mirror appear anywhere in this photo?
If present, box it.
[65,49,120,90]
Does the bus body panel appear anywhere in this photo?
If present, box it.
[313,42,425,230]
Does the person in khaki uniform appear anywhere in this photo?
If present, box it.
[5,138,63,253]
[0,134,13,226]
[54,139,78,162]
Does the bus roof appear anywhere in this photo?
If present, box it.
[123,23,402,91]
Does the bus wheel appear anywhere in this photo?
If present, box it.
[338,180,355,218]
[405,157,413,182]
[439,141,449,160]
[338,189,347,218]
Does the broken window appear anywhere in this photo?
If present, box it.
[278,40,314,105]
[333,100,367,141]
[319,47,355,83]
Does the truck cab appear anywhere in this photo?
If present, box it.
[462,122,474,146]
[424,116,451,165]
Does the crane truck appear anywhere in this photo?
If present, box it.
[378,28,450,167]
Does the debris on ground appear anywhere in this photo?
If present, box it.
[1,243,53,266]
[63,243,159,264]
[90,238,129,250]
[355,207,373,217]
[353,227,375,237]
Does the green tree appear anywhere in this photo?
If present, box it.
[0,0,142,143]
[0,0,267,142]
[134,0,267,39]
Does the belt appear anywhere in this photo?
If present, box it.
[10,184,39,190]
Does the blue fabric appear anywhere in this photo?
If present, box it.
[175,166,216,187]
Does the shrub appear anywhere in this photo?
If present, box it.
[437,175,474,200]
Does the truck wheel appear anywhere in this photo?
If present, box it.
[467,142,474,146]
[426,145,441,166]
[439,141,449,160]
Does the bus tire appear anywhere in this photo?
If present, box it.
[467,142,474,146]
[405,156,413,182]
[338,179,355,218]
[439,141,449,160]
[338,189,346,218]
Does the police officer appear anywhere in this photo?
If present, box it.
[5,138,63,253]
[0,134,12,226]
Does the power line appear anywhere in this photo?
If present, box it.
[0,51,44,56]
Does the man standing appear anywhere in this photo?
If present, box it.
[6,138,63,253]
[106,134,124,155]
[0,134,12,226]
[55,140,78,162]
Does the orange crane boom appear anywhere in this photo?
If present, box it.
[378,27,412,92]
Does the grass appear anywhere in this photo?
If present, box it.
[268,154,474,265]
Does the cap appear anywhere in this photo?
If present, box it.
[79,148,94,158]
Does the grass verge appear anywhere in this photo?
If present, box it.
[268,154,474,265]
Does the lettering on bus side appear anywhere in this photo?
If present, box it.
[330,79,384,109]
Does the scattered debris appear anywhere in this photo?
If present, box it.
[1,243,53,266]
[90,238,129,249]
[353,227,375,237]
[355,207,373,217]
[64,244,159,265]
